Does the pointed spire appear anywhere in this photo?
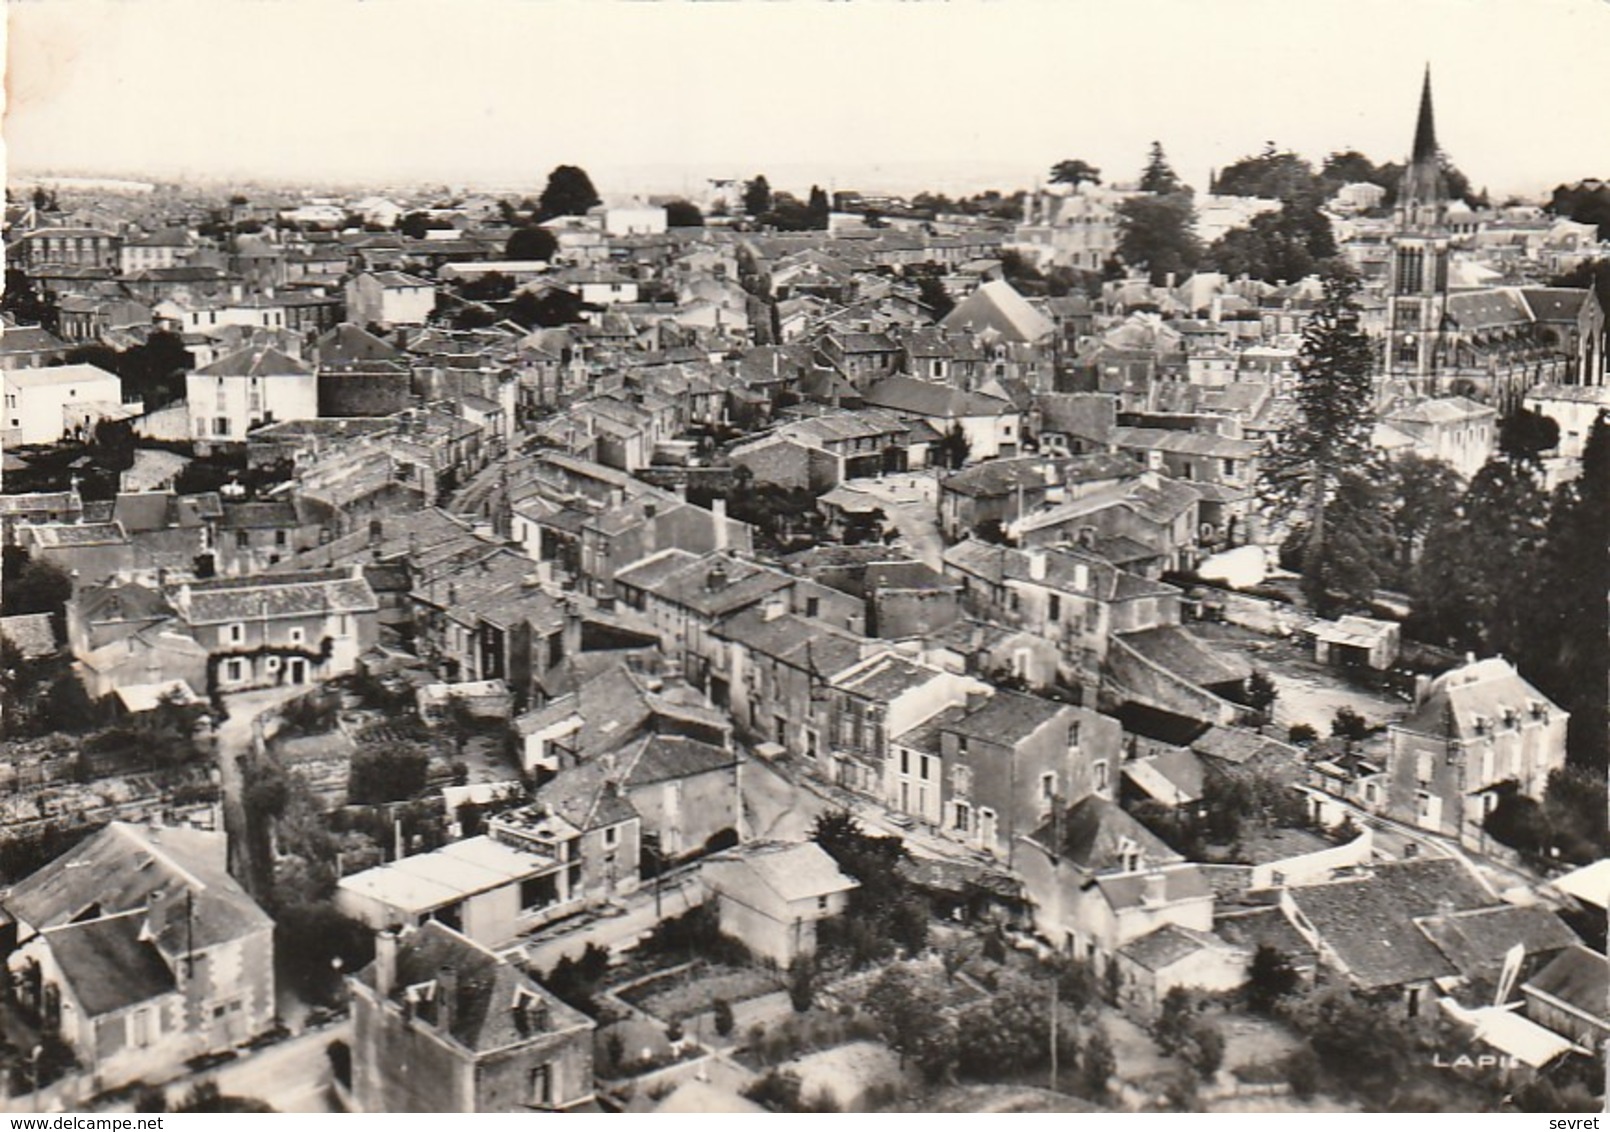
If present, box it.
[1412,65,1438,164]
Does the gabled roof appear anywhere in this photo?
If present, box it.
[1286,858,1495,990]
[1028,795,1180,873]
[174,567,378,625]
[357,920,592,1053]
[863,376,1015,420]
[1394,657,1564,742]
[1096,863,1212,912]
[194,345,312,378]
[708,840,858,904]
[1115,625,1250,689]
[315,322,405,364]
[941,279,1054,343]
[5,822,272,954]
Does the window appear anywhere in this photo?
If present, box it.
[275,529,288,547]
[817,895,830,913]
[806,596,820,618]
[529,1065,553,1109]
[952,764,971,795]
[235,530,250,549]
[900,750,909,776]
[953,802,971,832]
[919,755,931,781]
[1040,771,1057,801]
[1048,594,1061,622]
[225,658,246,683]
[227,623,246,646]
[1093,760,1109,792]
[288,627,305,647]
[1222,458,1236,478]
[215,416,229,436]
[130,1009,152,1048]
[604,825,618,846]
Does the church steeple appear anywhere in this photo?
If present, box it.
[1412,65,1438,164]
[1397,64,1448,233]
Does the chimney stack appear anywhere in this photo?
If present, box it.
[1142,869,1167,906]
[375,928,398,998]
[965,689,990,714]
[436,964,458,1034]
[712,497,729,552]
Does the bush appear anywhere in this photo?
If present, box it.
[713,997,734,1037]
[787,956,814,1013]
[743,1069,804,1113]
[1288,723,1319,745]
[1331,707,1370,741]
[1284,1046,1320,1099]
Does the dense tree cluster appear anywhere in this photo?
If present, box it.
[1548,180,1610,239]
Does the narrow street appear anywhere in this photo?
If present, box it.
[213,685,308,900]
[841,472,945,570]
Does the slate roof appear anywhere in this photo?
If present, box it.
[1286,858,1495,990]
[217,500,303,530]
[42,911,176,1018]
[1445,289,1532,332]
[1520,288,1590,323]
[5,822,272,954]
[359,920,592,1053]
[1394,657,1563,741]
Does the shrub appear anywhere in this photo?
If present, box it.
[787,956,814,1013]
[713,997,734,1037]
[1284,1046,1320,1099]
[1287,723,1319,745]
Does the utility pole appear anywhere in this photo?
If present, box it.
[1048,972,1059,1093]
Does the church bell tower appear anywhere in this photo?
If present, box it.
[1386,67,1452,397]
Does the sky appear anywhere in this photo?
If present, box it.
[4,0,1608,200]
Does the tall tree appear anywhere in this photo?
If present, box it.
[536,165,601,222]
[743,175,773,218]
[505,226,558,262]
[1519,412,1610,769]
[1258,263,1376,614]
[1115,193,1201,285]
[1376,453,1462,587]
[1412,458,1549,654]
[806,185,831,230]
[664,199,704,228]
[1497,405,1562,467]
[1049,159,1102,192]
[1138,142,1182,195]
